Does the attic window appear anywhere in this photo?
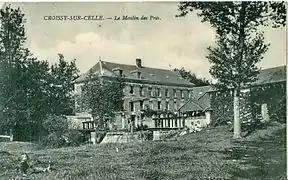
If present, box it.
[112,67,123,77]
[137,72,141,79]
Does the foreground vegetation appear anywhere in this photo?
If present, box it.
[0,122,286,180]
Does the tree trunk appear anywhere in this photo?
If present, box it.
[233,88,241,139]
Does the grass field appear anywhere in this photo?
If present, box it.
[0,122,286,180]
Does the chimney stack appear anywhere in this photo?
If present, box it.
[136,58,142,68]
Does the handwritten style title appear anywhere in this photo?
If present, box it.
[43,15,161,21]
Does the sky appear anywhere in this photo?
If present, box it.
[3,2,287,80]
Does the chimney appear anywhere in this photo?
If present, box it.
[136,58,142,68]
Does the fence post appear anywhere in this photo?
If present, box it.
[9,129,13,142]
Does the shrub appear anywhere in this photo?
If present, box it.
[41,115,88,148]
[63,130,88,146]
[41,132,67,148]
[43,114,69,134]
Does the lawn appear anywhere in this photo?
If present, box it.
[0,122,286,180]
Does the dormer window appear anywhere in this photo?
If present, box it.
[119,70,123,77]
[112,67,123,77]
[137,72,141,79]
[130,69,141,79]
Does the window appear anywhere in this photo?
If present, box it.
[180,90,184,98]
[137,72,141,79]
[140,86,144,96]
[174,101,177,110]
[165,89,169,97]
[157,88,161,97]
[166,101,169,110]
[149,100,153,109]
[140,100,144,109]
[173,89,177,97]
[188,90,192,98]
[119,70,123,77]
[130,102,134,112]
[158,101,161,110]
[130,85,134,94]
[148,87,152,96]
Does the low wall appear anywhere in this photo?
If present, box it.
[100,132,142,144]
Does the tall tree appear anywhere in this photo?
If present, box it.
[173,67,211,86]
[80,73,125,131]
[177,2,285,139]
[0,5,33,139]
[49,54,79,115]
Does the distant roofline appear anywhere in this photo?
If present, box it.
[101,60,175,72]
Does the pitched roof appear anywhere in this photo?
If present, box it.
[179,86,213,113]
[251,65,286,86]
[76,60,194,86]
[192,86,214,99]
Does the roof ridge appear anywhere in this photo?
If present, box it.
[260,65,286,72]
[101,60,176,72]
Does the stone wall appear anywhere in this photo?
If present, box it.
[210,81,286,126]
[250,82,286,123]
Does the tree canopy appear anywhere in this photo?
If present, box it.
[0,5,79,141]
[173,67,211,86]
[80,74,125,130]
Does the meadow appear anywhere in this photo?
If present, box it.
[0,122,286,180]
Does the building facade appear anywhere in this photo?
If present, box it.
[73,58,195,131]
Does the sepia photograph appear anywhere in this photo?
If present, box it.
[0,1,286,179]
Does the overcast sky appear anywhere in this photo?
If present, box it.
[5,2,287,80]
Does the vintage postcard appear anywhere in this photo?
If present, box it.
[0,1,286,180]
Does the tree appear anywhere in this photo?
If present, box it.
[177,2,285,139]
[49,54,79,115]
[0,5,79,140]
[173,67,211,86]
[0,5,34,139]
[80,73,125,131]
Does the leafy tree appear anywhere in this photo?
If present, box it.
[80,73,125,131]
[173,67,211,86]
[0,5,79,140]
[49,54,79,115]
[177,2,285,139]
[0,5,34,139]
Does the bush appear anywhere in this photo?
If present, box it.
[41,132,67,148]
[43,114,69,134]
[41,115,88,148]
[64,130,88,146]
[41,130,88,148]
